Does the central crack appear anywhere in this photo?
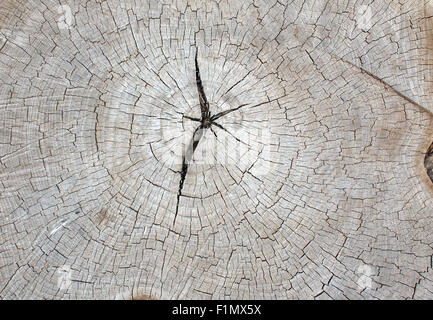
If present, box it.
[196,50,211,126]
[173,49,248,226]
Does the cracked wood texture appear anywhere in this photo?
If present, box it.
[0,0,433,300]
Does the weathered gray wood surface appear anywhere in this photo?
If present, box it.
[0,0,432,299]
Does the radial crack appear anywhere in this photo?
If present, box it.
[174,125,205,226]
[183,115,201,122]
[211,103,249,122]
[212,121,249,147]
[174,49,251,225]
[174,48,211,226]
[195,50,210,123]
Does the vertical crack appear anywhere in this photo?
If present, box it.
[173,48,255,225]
[174,48,210,226]
[195,50,210,124]
[210,103,249,122]
[174,125,204,226]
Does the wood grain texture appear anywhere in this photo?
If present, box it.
[0,0,432,300]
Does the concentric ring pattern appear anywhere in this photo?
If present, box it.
[0,0,433,299]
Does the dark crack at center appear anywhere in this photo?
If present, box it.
[173,49,253,225]
[425,142,433,183]
[174,49,211,226]
[195,50,211,124]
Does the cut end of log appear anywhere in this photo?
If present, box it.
[1,0,433,301]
